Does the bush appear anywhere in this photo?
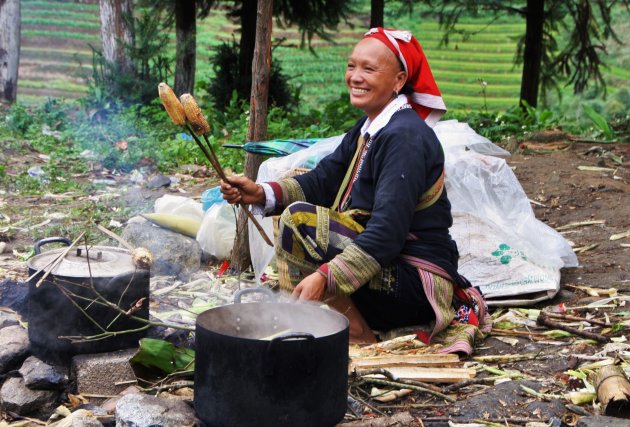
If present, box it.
[203,39,298,113]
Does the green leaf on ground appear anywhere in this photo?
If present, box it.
[130,338,195,375]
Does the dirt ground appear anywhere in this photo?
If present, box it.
[2,134,627,286]
[0,134,629,425]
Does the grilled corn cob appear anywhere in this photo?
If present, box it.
[180,93,211,135]
[158,83,186,126]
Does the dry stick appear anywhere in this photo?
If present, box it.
[357,377,455,403]
[536,314,610,343]
[348,390,388,417]
[141,380,195,394]
[355,368,443,393]
[441,375,512,393]
[96,224,134,250]
[33,231,86,287]
[543,311,610,327]
[185,125,273,246]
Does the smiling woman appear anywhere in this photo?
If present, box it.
[220,27,491,354]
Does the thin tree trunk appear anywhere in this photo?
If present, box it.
[99,0,134,74]
[238,0,258,99]
[0,0,21,103]
[231,0,273,272]
[174,0,196,95]
[519,0,544,108]
[370,0,384,28]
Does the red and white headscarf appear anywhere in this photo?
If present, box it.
[364,27,446,127]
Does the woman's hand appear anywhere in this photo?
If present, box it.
[220,176,265,205]
[292,272,327,302]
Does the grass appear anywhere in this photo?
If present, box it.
[17,0,630,114]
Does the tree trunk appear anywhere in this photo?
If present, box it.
[0,0,21,104]
[231,0,273,272]
[519,0,544,108]
[174,0,196,95]
[238,0,258,99]
[99,0,135,74]
[370,0,384,28]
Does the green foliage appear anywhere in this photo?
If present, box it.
[203,39,298,112]
[130,338,195,375]
[447,100,559,143]
[5,103,34,135]
[87,8,172,109]
[582,104,615,140]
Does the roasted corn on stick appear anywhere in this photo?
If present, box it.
[180,93,211,135]
[157,85,272,246]
[158,83,186,126]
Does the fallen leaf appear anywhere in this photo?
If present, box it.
[556,220,605,231]
[610,230,630,240]
[577,165,615,172]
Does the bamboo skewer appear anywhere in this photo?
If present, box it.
[184,125,273,247]
[158,84,272,247]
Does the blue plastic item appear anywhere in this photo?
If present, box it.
[201,186,225,211]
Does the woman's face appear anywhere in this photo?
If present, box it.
[345,38,407,121]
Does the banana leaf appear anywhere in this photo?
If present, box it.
[130,338,195,375]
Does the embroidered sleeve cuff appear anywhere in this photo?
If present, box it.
[327,243,381,296]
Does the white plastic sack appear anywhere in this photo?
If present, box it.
[154,195,204,222]
[249,121,578,306]
[197,203,237,260]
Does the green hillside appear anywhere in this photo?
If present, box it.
[17,0,630,112]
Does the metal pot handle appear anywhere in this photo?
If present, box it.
[264,333,316,376]
[34,237,72,254]
[233,287,276,304]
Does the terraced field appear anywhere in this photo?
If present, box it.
[18,0,629,112]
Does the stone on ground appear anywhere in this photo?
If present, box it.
[72,349,137,403]
[0,310,19,329]
[122,216,201,280]
[0,376,59,419]
[115,393,197,427]
[576,415,630,427]
[0,324,30,373]
[19,355,69,389]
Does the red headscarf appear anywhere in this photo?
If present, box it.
[364,27,446,127]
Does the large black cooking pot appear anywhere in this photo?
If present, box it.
[194,288,349,427]
[26,237,150,365]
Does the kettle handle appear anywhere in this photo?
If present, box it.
[264,333,316,376]
[34,237,72,254]
[233,287,276,304]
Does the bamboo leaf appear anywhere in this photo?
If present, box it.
[582,104,615,140]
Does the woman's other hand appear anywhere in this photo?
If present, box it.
[220,176,264,205]
[292,272,327,302]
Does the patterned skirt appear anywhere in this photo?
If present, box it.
[276,201,491,354]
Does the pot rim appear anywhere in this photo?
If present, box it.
[196,301,350,341]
